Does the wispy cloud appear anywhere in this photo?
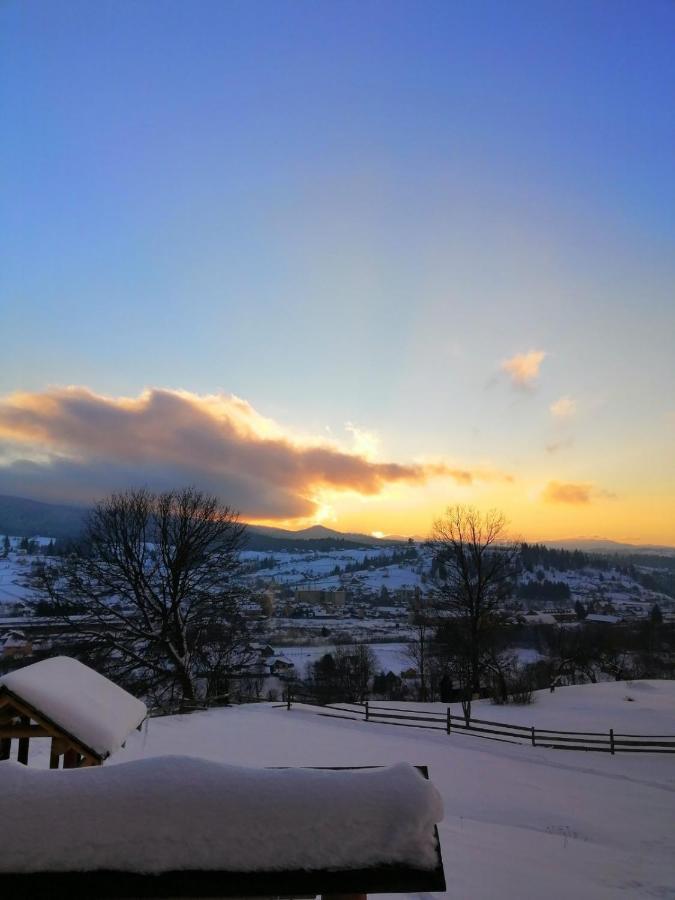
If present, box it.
[545,437,575,454]
[0,387,512,521]
[501,350,546,390]
[542,480,615,505]
[550,395,576,418]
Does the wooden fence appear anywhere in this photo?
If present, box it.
[279,693,675,754]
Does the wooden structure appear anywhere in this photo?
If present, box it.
[0,767,445,900]
[0,656,147,768]
[0,684,103,768]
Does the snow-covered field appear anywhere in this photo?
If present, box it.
[12,680,674,898]
[278,641,413,674]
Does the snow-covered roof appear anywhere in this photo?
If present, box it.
[2,631,28,646]
[521,612,558,626]
[0,757,443,874]
[0,656,147,759]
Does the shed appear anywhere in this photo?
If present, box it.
[0,656,147,768]
[270,656,295,675]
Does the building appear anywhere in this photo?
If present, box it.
[294,589,348,609]
[1,630,33,659]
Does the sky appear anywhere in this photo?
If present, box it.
[1,1,674,544]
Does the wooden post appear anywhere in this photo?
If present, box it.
[446,707,451,734]
[0,737,10,760]
[609,728,615,755]
[531,727,536,747]
[286,689,292,711]
[365,701,369,722]
[17,716,30,765]
[49,737,60,769]
[63,748,80,769]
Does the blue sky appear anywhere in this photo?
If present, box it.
[1,1,674,540]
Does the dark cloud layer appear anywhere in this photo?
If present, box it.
[0,388,511,520]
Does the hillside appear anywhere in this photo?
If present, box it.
[0,494,87,540]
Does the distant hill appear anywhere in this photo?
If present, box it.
[247,523,400,548]
[0,494,399,550]
[542,538,675,556]
[0,494,88,540]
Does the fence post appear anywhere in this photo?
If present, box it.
[609,728,615,755]
[446,707,452,735]
[286,689,292,711]
[531,726,536,747]
[365,701,369,722]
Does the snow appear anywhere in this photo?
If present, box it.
[0,656,147,758]
[354,680,675,735]
[5,680,675,897]
[0,757,442,874]
[278,641,413,674]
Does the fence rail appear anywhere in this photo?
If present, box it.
[279,692,675,754]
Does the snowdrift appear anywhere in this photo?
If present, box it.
[0,756,444,874]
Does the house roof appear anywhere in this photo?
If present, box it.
[0,656,147,759]
[272,657,294,667]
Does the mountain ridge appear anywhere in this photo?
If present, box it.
[0,494,673,553]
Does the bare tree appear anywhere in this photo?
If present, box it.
[407,593,436,701]
[31,487,253,704]
[429,505,520,721]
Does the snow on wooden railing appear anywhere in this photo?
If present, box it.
[0,757,446,898]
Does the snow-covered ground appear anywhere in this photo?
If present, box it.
[7,680,674,898]
[347,679,675,733]
[278,641,413,675]
[278,641,542,675]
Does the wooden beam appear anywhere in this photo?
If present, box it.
[49,737,60,769]
[17,716,30,764]
[51,737,68,756]
[0,688,103,765]
[323,894,367,900]
[0,724,50,739]
[0,737,10,760]
[63,748,80,769]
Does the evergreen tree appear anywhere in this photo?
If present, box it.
[650,603,663,626]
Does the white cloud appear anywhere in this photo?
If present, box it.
[550,396,576,418]
[501,350,546,390]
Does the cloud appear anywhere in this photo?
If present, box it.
[542,480,615,505]
[550,396,576,418]
[545,437,575,454]
[0,387,512,521]
[345,422,380,460]
[501,350,546,390]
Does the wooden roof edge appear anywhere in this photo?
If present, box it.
[0,858,447,897]
[0,685,104,762]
